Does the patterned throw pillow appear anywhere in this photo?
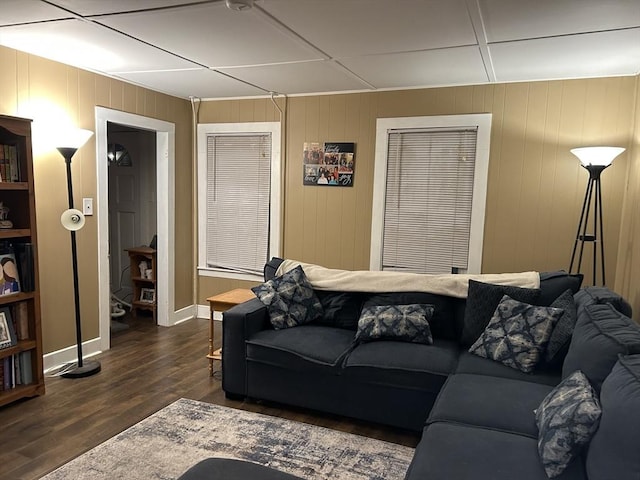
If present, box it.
[536,370,602,478]
[461,280,541,346]
[543,289,578,366]
[355,304,435,344]
[251,266,323,330]
[469,295,562,373]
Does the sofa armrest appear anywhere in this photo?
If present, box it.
[222,297,270,397]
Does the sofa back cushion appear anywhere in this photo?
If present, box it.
[562,303,640,391]
[314,291,365,330]
[460,280,540,347]
[537,271,583,306]
[363,292,457,340]
[574,286,633,318]
[586,354,640,479]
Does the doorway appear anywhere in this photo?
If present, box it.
[107,123,156,334]
[95,107,176,353]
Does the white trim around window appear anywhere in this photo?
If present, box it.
[197,122,281,281]
[370,114,492,274]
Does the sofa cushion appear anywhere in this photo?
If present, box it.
[246,325,355,373]
[314,291,364,330]
[562,303,640,391]
[538,271,583,306]
[343,339,458,392]
[574,286,632,318]
[536,370,601,479]
[363,292,457,340]
[586,354,640,479]
[461,280,541,346]
[543,289,578,367]
[252,265,323,330]
[469,295,562,373]
[355,303,434,344]
[428,373,553,438]
[405,422,586,480]
[455,351,560,386]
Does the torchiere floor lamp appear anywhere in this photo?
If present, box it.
[568,146,625,286]
[56,127,101,378]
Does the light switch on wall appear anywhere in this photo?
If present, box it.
[83,198,93,216]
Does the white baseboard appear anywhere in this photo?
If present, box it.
[172,304,198,325]
[196,304,222,321]
[43,337,102,373]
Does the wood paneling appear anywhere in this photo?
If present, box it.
[614,76,640,316]
[198,75,637,299]
[0,45,192,354]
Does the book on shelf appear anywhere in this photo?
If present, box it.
[0,143,20,183]
[12,301,29,340]
[13,242,34,292]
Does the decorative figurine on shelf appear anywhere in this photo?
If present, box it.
[0,203,12,229]
[139,260,148,278]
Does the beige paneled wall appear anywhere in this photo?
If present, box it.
[614,76,640,316]
[199,76,637,302]
[0,45,192,354]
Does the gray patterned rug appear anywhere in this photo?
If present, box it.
[42,398,414,479]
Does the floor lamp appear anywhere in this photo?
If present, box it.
[56,128,101,378]
[568,146,625,286]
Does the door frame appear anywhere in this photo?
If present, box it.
[95,107,176,352]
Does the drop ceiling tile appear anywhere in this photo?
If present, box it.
[218,61,371,95]
[339,47,489,89]
[115,68,266,99]
[0,19,195,73]
[97,3,322,68]
[0,0,71,26]
[48,0,201,16]
[261,0,477,57]
[480,0,640,42]
[491,29,640,82]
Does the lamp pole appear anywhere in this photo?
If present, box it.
[56,130,101,378]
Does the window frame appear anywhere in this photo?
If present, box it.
[197,122,281,281]
[370,114,492,274]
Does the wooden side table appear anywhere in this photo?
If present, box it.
[206,288,255,376]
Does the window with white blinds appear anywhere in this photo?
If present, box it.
[371,115,491,274]
[197,122,281,280]
[383,128,477,274]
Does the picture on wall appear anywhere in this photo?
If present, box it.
[303,142,355,187]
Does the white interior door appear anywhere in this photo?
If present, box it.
[108,146,141,299]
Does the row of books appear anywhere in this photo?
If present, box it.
[0,352,33,390]
[0,143,21,182]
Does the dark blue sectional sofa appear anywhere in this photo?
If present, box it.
[222,260,640,479]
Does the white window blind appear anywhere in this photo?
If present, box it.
[382,128,478,274]
[206,133,272,275]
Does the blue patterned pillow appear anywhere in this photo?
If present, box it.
[469,295,562,373]
[355,304,434,344]
[251,266,323,330]
[536,370,602,478]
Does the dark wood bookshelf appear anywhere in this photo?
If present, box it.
[0,114,44,406]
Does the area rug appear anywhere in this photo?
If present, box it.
[42,398,414,479]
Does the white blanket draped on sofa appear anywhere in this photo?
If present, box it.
[276,259,540,299]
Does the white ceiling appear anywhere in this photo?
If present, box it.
[0,0,639,100]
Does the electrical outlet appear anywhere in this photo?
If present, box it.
[83,198,93,216]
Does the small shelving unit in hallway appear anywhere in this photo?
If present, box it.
[0,114,44,406]
[126,246,157,324]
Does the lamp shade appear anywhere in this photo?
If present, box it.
[570,146,625,167]
[56,128,94,150]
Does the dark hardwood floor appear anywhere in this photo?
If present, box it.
[0,313,419,480]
